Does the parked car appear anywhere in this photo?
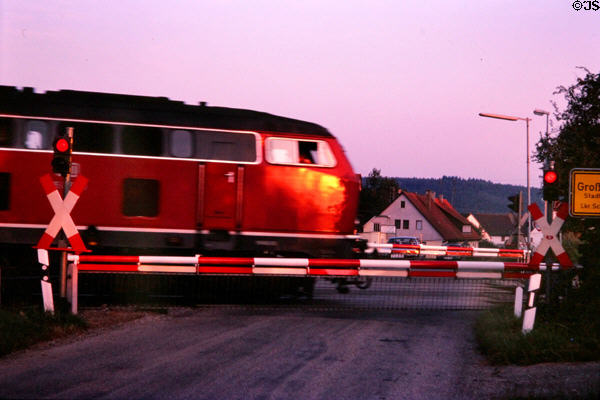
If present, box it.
[387,236,421,258]
[388,236,421,246]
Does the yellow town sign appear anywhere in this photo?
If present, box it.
[570,168,600,217]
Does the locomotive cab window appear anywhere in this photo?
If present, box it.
[122,126,163,156]
[24,120,49,150]
[195,130,256,162]
[169,130,193,158]
[0,118,13,147]
[122,178,160,217]
[58,122,114,153]
[266,138,336,167]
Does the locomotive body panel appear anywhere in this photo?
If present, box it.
[0,86,360,256]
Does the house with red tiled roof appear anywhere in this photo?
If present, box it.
[465,213,517,246]
[361,190,481,245]
[466,212,538,249]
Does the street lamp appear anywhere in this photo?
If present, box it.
[479,112,531,249]
[533,109,550,137]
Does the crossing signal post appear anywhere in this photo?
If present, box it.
[507,192,523,248]
[541,163,563,305]
[508,193,521,213]
[51,127,74,300]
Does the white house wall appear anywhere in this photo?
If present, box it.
[373,194,444,244]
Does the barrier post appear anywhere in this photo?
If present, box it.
[522,273,541,333]
[37,249,54,313]
[69,261,78,315]
[514,286,523,318]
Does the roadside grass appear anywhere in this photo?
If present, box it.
[475,302,600,365]
[0,307,88,357]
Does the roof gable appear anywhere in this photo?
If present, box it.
[471,213,517,236]
[402,191,481,242]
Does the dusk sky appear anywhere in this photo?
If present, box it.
[1,1,599,187]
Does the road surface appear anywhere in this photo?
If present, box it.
[1,307,597,399]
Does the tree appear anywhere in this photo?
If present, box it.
[358,168,400,226]
[535,67,600,283]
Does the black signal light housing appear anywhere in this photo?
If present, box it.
[52,132,72,177]
[543,167,559,201]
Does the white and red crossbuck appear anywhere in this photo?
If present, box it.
[36,173,89,253]
[528,202,573,268]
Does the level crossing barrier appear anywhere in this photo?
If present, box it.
[68,254,541,279]
[61,254,566,314]
[366,243,530,260]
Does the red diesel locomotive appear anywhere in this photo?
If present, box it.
[0,86,361,260]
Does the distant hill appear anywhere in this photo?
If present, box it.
[385,176,542,214]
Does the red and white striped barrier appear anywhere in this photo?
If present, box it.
[68,254,540,280]
[367,243,529,259]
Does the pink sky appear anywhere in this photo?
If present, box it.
[1,1,599,186]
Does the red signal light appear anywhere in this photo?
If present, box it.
[544,170,557,184]
[55,138,69,153]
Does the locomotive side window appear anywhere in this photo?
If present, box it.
[122,178,160,217]
[0,173,10,210]
[24,120,49,150]
[169,130,193,158]
[265,138,336,167]
[299,141,317,164]
[267,139,297,164]
[195,130,256,162]
[57,122,114,153]
[0,118,12,147]
[122,126,163,156]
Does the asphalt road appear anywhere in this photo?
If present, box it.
[1,307,597,399]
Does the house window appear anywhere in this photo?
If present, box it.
[400,201,406,208]
[373,223,381,232]
[0,173,10,210]
[462,225,472,233]
[395,219,401,229]
[416,220,423,230]
[403,220,409,229]
[122,178,159,217]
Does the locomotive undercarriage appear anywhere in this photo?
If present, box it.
[0,226,370,305]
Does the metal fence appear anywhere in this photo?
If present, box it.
[1,261,525,311]
[60,273,523,311]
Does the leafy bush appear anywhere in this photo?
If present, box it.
[476,304,600,365]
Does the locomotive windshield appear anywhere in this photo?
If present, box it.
[265,137,336,167]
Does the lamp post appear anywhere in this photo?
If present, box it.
[479,112,531,249]
[533,108,551,226]
[533,109,550,200]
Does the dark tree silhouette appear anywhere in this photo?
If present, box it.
[358,168,400,225]
[535,67,600,304]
